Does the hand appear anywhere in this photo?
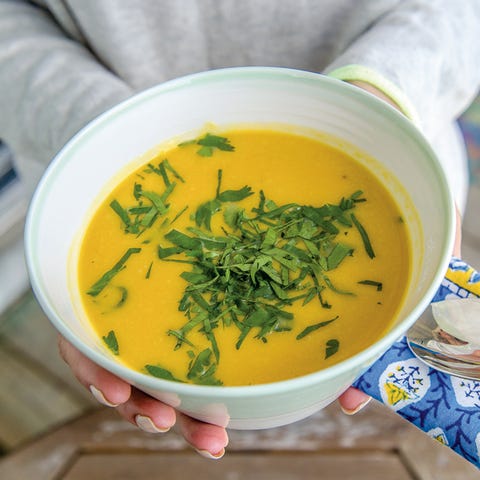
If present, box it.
[58,335,372,458]
[58,335,228,459]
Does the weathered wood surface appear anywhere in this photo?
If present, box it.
[63,452,413,480]
[0,294,95,450]
[0,402,478,479]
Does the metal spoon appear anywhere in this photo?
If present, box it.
[406,299,480,380]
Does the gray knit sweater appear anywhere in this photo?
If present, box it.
[0,0,479,206]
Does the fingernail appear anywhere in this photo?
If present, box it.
[340,396,372,416]
[89,385,119,407]
[195,448,225,460]
[135,414,170,433]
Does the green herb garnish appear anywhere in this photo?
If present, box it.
[187,348,223,385]
[94,155,378,385]
[145,364,184,383]
[141,190,169,215]
[179,133,235,157]
[147,161,170,187]
[108,163,181,237]
[145,262,153,279]
[326,243,353,270]
[110,199,139,234]
[171,205,189,225]
[358,280,383,291]
[351,213,375,258]
[115,286,128,308]
[102,330,119,355]
[194,169,253,230]
[296,316,338,340]
[87,247,141,296]
[325,338,340,359]
[157,172,374,358]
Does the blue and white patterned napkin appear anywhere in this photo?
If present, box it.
[355,258,480,468]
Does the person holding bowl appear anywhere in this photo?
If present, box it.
[0,0,478,460]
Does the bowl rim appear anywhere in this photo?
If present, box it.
[24,66,455,398]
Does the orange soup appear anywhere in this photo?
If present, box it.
[77,129,411,386]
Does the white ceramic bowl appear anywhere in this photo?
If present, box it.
[25,67,455,429]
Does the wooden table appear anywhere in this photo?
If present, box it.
[1,400,478,479]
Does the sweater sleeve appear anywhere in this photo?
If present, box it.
[0,0,132,189]
[324,0,480,136]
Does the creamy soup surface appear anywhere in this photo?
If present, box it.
[77,129,411,386]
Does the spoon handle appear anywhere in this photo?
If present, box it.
[354,257,480,468]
